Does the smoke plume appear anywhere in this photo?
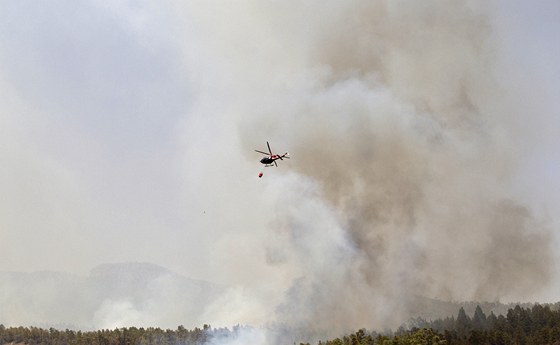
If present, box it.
[176,0,554,339]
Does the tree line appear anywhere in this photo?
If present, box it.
[0,324,234,345]
[317,304,560,345]
[2,304,560,345]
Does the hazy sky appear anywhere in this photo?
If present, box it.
[1,0,559,324]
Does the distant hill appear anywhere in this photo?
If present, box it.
[0,263,223,330]
[1,263,556,332]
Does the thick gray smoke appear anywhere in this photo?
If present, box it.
[176,0,554,339]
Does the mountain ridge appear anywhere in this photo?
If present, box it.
[1,262,555,331]
[0,262,223,329]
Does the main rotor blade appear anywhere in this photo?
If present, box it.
[255,150,270,155]
[267,141,272,155]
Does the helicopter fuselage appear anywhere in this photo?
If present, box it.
[260,156,275,164]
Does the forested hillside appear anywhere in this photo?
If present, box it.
[2,304,560,345]
[321,304,560,345]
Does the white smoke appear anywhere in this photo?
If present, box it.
[174,0,555,341]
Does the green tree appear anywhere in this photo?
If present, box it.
[408,328,447,345]
[455,307,470,337]
[472,305,487,331]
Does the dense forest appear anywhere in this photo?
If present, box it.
[2,304,560,345]
[320,304,560,345]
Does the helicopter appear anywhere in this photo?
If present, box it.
[255,141,289,177]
